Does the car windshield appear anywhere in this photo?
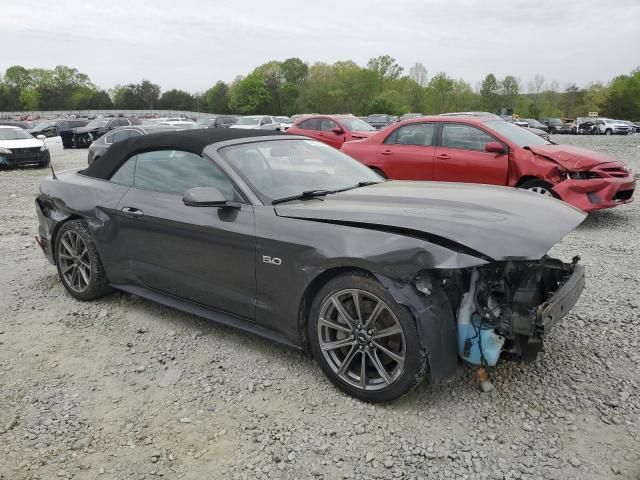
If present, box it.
[220,139,382,204]
[275,117,292,123]
[485,120,551,147]
[86,119,110,128]
[547,118,563,125]
[337,117,376,131]
[237,117,260,125]
[33,121,56,130]
[0,128,34,140]
[367,115,388,122]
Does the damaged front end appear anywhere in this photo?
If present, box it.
[441,256,584,367]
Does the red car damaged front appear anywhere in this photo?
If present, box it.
[521,144,635,212]
[340,116,635,213]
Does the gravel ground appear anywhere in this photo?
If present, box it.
[1,135,639,480]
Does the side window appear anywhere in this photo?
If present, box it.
[441,124,497,152]
[129,129,143,138]
[320,119,338,132]
[119,118,131,126]
[298,118,321,130]
[385,123,436,146]
[114,150,240,199]
[110,155,136,186]
[42,126,57,137]
[110,130,131,143]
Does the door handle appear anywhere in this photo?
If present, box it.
[437,154,450,159]
[380,150,393,155]
[121,207,143,218]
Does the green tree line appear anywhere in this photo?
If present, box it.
[1,58,639,120]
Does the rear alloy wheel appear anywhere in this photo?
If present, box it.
[605,129,612,136]
[55,220,112,301]
[518,179,558,198]
[309,274,426,402]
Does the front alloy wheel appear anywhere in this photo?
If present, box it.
[518,179,559,199]
[309,274,426,402]
[318,289,406,391]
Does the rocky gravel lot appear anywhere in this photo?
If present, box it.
[1,135,639,480]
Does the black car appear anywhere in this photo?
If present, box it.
[195,115,238,129]
[365,114,394,130]
[87,125,182,165]
[71,117,141,148]
[521,119,548,133]
[540,118,572,134]
[28,119,89,148]
[35,129,585,402]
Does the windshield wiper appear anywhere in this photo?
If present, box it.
[272,189,334,205]
[334,180,383,193]
[271,181,383,205]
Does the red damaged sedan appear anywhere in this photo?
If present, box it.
[341,115,635,212]
[286,114,376,149]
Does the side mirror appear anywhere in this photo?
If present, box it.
[182,187,240,208]
[332,127,344,135]
[485,142,506,154]
[36,135,46,140]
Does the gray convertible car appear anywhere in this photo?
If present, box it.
[36,129,586,402]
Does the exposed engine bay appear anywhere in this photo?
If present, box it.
[436,256,584,367]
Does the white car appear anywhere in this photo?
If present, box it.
[229,115,282,130]
[156,120,197,128]
[595,118,632,135]
[274,116,294,131]
[0,126,51,168]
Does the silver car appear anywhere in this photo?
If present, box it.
[229,115,282,130]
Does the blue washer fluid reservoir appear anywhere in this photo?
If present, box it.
[458,314,505,366]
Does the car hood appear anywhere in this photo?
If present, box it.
[0,138,43,149]
[274,181,586,261]
[528,144,620,170]
[72,126,101,134]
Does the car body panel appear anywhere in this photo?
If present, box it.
[273,181,585,261]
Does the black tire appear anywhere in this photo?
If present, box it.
[55,220,112,301]
[518,179,559,199]
[308,273,427,403]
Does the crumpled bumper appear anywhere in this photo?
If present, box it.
[536,264,585,336]
[552,176,636,212]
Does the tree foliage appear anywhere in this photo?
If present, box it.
[1,61,639,121]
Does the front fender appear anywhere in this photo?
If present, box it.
[375,273,458,383]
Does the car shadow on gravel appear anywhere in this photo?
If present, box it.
[578,209,633,230]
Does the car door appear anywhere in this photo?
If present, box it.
[294,118,323,142]
[433,123,508,185]
[375,123,437,179]
[111,149,257,319]
[316,118,344,149]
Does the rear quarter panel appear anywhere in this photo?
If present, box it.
[38,172,131,282]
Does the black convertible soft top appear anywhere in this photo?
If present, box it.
[82,128,285,180]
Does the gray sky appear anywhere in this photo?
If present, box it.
[2,0,639,93]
